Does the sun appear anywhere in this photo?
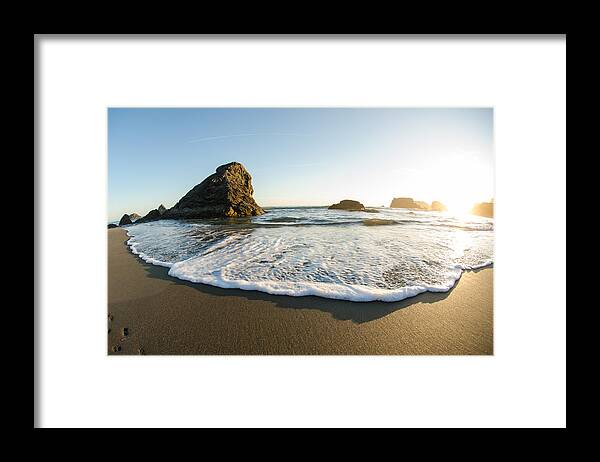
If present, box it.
[424,152,492,217]
[444,194,474,216]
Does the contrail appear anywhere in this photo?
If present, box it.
[188,133,257,143]
[188,133,312,143]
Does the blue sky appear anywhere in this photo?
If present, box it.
[108,108,493,221]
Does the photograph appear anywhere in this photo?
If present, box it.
[107,107,494,355]
[36,34,566,429]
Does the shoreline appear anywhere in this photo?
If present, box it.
[122,222,493,303]
[108,228,493,355]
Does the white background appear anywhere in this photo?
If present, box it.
[36,36,566,428]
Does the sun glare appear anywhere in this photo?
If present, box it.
[424,151,492,217]
[444,194,475,216]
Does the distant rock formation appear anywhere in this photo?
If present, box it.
[157,204,166,215]
[117,212,140,225]
[390,197,429,210]
[118,214,132,226]
[163,162,265,219]
[389,197,447,211]
[430,201,447,212]
[107,223,118,229]
[136,208,162,223]
[328,200,380,213]
[329,200,365,211]
[471,201,494,218]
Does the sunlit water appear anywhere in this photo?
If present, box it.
[123,207,493,302]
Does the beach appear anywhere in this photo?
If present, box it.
[108,228,493,355]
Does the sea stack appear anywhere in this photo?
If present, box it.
[430,201,447,212]
[390,197,429,210]
[162,162,265,219]
[118,214,132,226]
[328,200,379,213]
[329,200,365,211]
[137,208,162,223]
[471,201,494,218]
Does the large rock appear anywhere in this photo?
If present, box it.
[118,214,132,226]
[329,200,365,211]
[390,197,428,209]
[107,223,118,229]
[136,208,162,223]
[163,162,265,219]
[430,201,447,212]
[157,204,167,215]
[129,213,141,221]
[471,201,494,218]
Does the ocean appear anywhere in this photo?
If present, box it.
[122,207,493,302]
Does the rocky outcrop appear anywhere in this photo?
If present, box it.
[329,200,379,213]
[129,213,141,221]
[471,201,494,218]
[107,223,118,229]
[390,197,413,208]
[390,197,429,209]
[329,199,365,211]
[136,208,162,223]
[157,204,166,215]
[430,201,447,212]
[389,198,448,211]
[118,214,132,226]
[162,162,265,219]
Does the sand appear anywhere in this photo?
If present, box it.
[108,228,493,355]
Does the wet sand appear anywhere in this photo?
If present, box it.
[108,228,493,355]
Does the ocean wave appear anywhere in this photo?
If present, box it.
[262,216,302,223]
[126,233,173,268]
[167,265,451,302]
[362,218,397,226]
[123,207,493,302]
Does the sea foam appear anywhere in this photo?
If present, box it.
[124,207,493,302]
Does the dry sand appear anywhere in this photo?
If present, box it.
[108,228,493,355]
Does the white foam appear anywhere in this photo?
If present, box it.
[123,208,494,303]
[168,266,438,302]
[125,229,173,268]
[459,259,494,271]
